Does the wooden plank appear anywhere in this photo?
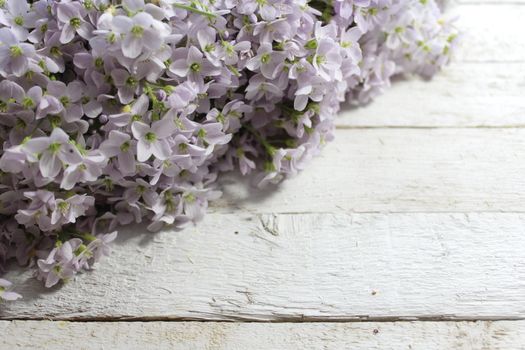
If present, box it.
[1,3,524,325]
[337,63,525,127]
[2,212,525,320]
[455,1,525,4]
[341,3,525,128]
[333,1,525,128]
[217,129,525,213]
[337,62,525,128]
[2,320,525,350]
[449,4,525,63]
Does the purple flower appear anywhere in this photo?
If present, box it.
[0,0,38,41]
[195,122,232,148]
[100,130,136,174]
[86,231,117,262]
[313,38,343,81]
[15,190,55,231]
[132,117,176,162]
[46,80,84,122]
[217,40,251,65]
[354,3,388,32]
[56,2,93,44]
[245,74,283,101]
[37,238,83,288]
[60,151,107,190]
[170,46,221,86]
[246,43,286,79]
[106,94,149,128]
[340,27,363,62]
[24,128,83,178]
[0,144,26,173]
[0,27,35,77]
[50,194,95,226]
[384,14,415,50]
[111,12,165,59]
[0,279,22,301]
[237,0,282,21]
[111,69,143,104]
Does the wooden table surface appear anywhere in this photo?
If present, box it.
[2,1,525,349]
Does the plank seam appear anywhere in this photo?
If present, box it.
[209,210,525,214]
[456,2,525,5]
[334,125,525,130]
[3,316,525,323]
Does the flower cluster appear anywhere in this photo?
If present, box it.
[0,0,457,299]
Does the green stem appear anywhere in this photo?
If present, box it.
[243,124,276,156]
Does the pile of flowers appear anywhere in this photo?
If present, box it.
[0,0,457,301]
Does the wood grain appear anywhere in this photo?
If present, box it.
[217,128,525,213]
[447,4,525,63]
[2,4,525,346]
[2,320,525,350]
[337,63,525,127]
[336,2,525,128]
[2,212,525,321]
[456,1,525,4]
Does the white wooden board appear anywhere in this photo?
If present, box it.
[217,129,525,213]
[336,2,525,128]
[456,1,525,4]
[337,63,525,127]
[2,1,525,348]
[2,320,525,350]
[449,4,525,63]
[2,212,525,320]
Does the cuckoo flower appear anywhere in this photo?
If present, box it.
[85,231,118,262]
[246,43,286,80]
[132,117,176,162]
[111,69,142,104]
[170,46,222,87]
[23,128,83,178]
[111,12,166,59]
[37,238,83,287]
[0,0,37,41]
[50,194,95,226]
[313,38,343,81]
[0,27,35,77]
[46,81,84,122]
[60,152,107,190]
[0,279,22,301]
[56,2,93,44]
[100,130,136,174]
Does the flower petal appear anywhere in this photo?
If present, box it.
[151,139,171,160]
[122,36,142,59]
[40,152,62,178]
[60,23,76,44]
[136,139,152,162]
[131,121,150,139]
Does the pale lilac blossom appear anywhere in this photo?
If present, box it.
[23,128,83,178]
[132,117,176,162]
[0,279,22,301]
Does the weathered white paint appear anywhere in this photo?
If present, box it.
[2,2,525,346]
[337,63,525,127]
[449,4,525,63]
[456,0,525,4]
[2,320,525,350]
[335,1,525,128]
[2,212,525,320]
[217,128,525,213]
